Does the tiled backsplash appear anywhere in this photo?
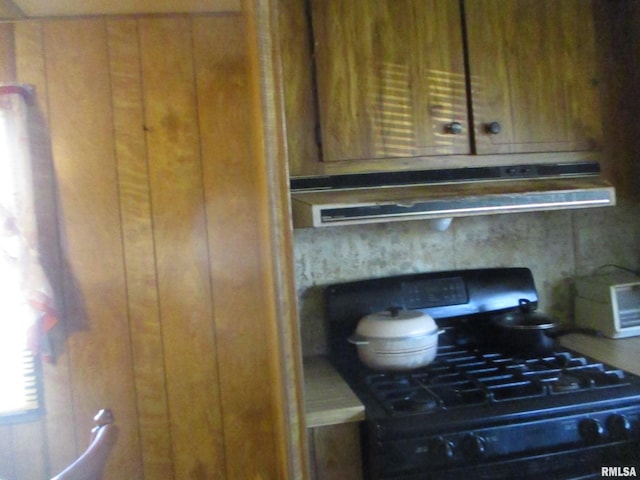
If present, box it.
[294,200,640,356]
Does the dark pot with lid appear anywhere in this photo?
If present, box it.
[491,299,602,355]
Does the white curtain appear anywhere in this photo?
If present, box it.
[0,84,57,362]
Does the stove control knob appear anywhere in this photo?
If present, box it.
[606,414,632,440]
[460,433,485,461]
[578,418,604,444]
[427,436,454,463]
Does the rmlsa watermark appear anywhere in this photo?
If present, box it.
[602,466,637,477]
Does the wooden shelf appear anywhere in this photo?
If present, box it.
[303,357,365,428]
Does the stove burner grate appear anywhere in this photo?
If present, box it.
[362,347,633,415]
[391,391,439,413]
[550,373,583,393]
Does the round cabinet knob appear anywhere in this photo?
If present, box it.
[445,121,464,135]
[579,418,604,444]
[485,122,502,135]
[428,436,454,463]
[460,433,485,461]
[606,414,632,440]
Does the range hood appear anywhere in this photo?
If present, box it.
[290,162,615,228]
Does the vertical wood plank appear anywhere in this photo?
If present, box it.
[194,14,283,479]
[13,20,76,476]
[0,22,16,80]
[3,11,302,480]
[42,18,139,479]
[12,421,47,480]
[244,0,311,477]
[107,17,171,480]
[139,16,224,480]
[277,0,322,176]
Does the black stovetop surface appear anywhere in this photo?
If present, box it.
[324,268,640,434]
[364,346,634,413]
[334,341,640,415]
[329,341,640,442]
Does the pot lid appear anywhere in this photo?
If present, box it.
[493,299,556,329]
[356,307,437,338]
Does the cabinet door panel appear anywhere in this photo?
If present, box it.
[465,0,602,154]
[309,423,363,480]
[312,0,469,163]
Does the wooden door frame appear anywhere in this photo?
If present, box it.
[243,0,310,478]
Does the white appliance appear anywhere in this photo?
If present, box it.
[575,271,640,338]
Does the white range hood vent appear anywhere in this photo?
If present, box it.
[290,162,615,228]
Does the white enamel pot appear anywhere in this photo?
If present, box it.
[348,307,439,371]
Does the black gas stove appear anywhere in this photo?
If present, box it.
[325,268,640,480]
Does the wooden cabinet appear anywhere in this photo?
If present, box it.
[465,0,601,155]
[308,423,364,480]
[304,358,366,480]
[282,0,603,176]
[311,0,469,163]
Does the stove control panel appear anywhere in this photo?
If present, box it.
[401,276,468,310]
[326,268,539,335]
[373,405,640,474]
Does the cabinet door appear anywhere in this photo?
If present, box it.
[309,423,363,480]
[465,0,602,155]
[311,0,470,163]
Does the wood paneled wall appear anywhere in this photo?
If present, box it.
[0,11,303,480]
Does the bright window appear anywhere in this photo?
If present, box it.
[0,233,41,419]
[0,85,49,422]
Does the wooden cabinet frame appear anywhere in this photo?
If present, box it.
[280,0,604,178]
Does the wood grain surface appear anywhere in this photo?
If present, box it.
[2,0,240,18]
[304,357,364,428]
[464,0,602,154]
[312,0,469,163]
[308,423,363,480]
[107,18,174,480]
[282,0,605,177]
[0,10,303,480]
